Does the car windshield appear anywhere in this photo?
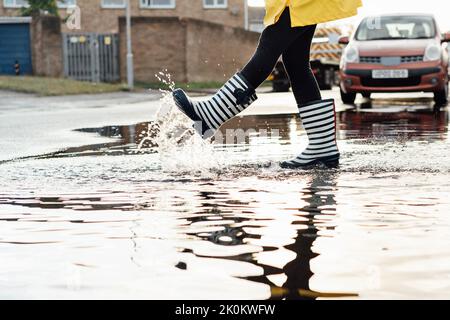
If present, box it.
[356,16,436,41]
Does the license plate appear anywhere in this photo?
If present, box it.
[372,69,409,79]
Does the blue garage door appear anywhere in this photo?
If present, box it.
[0,23,32,75]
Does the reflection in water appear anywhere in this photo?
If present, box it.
[1,101,450,299]
[279,172,349,300]
[339,108,449,141]
[179,172,359,300]
[28,105,448,162]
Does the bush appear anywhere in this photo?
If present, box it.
[21,0,59,17]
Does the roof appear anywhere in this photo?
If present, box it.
[363,13,435,19]
[0,17,32,24]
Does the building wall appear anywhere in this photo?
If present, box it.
[30,16,63,77]
[119,16,259,84]
[185,20,259,82]
[119,16,187,83]
[1,1,258,82]
[0,0,247,33]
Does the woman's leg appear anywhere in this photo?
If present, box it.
[173,8,307,139]
[240,9,309,89]
[281,25,321,105]
[280,26,340,168]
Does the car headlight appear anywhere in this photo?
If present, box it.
[343,46,360,64]
[424,43,442,62]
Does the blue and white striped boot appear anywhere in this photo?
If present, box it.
[172,73,257,139]
[280,99,340,169]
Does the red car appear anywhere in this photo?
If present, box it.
[339,14,450,105]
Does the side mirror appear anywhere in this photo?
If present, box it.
[441,32,450,43]
[338,36,350,45]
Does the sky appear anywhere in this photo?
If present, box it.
[248,0,450,31]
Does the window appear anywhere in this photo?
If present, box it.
[102,0,126,8]
[3,0,76,8]
[356,16,436,41]
[57,0,76,8]
[140,0,176,9]
[3,0,27,8]
[203,0,227,9]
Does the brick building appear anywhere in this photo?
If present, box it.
[0,0,248,32]
[119,16,260,83]
[0,1,262,83]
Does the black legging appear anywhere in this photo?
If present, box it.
[241,8,321,105]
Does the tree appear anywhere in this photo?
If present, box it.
[21,0,60,17]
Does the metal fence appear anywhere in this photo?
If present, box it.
[62,33,120,83]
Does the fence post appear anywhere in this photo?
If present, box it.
[62,34,69,78]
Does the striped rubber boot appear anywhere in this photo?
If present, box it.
[172,73,257,139]
[280,99,340,169]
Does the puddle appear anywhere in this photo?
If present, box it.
[1,96,450,299]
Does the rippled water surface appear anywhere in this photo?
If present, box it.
[1,98,450,299]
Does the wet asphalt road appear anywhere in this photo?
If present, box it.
[1,88,450,299]
[0,87,437,162]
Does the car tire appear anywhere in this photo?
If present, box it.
[273,83,290,92]
[340,88,356,104]
[434,82,449,105]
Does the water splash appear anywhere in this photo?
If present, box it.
[138,71,223,175]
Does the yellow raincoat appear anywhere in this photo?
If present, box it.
[264,0,363,27]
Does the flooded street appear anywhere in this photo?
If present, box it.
[1,90,450,299]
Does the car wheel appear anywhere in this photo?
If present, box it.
[273,83,290,92]
[340,88,356,104]
[434,82,449,105]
